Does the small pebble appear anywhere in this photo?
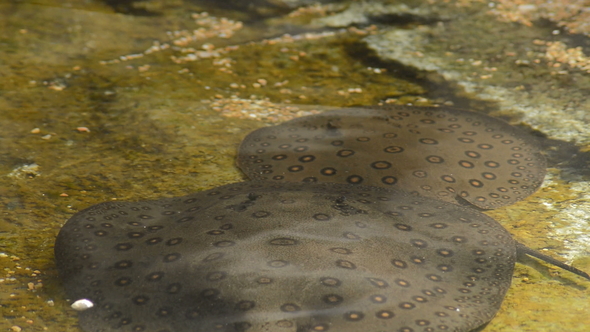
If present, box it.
[71,299,94,311]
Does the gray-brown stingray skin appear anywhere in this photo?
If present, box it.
[55,181,516,332]
[237,106,546,209]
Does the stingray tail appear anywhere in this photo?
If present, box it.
[516,241,590,281]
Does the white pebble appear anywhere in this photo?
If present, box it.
[71,299,94,311]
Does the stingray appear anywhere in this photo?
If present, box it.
[54,181,590,332]
[237,105,547,209]
[56,181,521,332]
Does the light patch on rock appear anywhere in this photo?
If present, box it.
[550,180,590,262]
[7,164,41,179]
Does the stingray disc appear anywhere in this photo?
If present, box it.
[237,105,546,209]
[55,181,516,332]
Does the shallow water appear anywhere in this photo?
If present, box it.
[1,1,588,331]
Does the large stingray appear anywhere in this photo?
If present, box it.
[237,106,547,209]
[56,181,519,332]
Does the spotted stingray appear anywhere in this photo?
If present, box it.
[237,105,547,209]
[56,181,519,332]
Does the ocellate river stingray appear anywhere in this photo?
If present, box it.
[55,106,589,332]
[56,181,517,332]
[238,106,547,209]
